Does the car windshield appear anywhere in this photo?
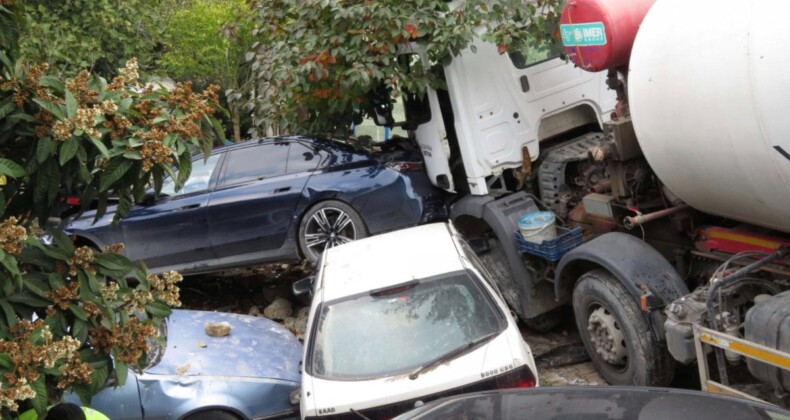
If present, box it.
[309,270,505,380]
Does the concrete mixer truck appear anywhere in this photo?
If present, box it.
[368,0,790,401]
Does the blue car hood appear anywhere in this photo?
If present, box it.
[146,309,302,383]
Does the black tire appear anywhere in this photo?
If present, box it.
[185,409,241,420]
[523,307,563,333]
[298,200,369,263]
[572,269,675,386]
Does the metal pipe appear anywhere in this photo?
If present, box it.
[704,247,790,385]
[623,204,690,229]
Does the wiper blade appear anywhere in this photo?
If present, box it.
[408,331,499,380]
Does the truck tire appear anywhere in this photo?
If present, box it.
[573,269,675,386]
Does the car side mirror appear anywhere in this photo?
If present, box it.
[142,190,157,205]
[292,275,315,297]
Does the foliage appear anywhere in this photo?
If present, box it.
[160,0,254,141]
[0,51,221,417]
[0,1,23,57]
[160,0,251,86]
[245,0,563,136]
[16,0,167,78]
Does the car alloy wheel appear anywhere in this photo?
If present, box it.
[299,200,368,263]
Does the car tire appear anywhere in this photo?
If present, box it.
[184,410,240,420]
[573,269,675,386]
[298,200,369,263]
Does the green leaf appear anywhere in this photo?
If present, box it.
[59,137,79,166]
[7,291,50,308]
[73,318,89,343]
[95,253,133,275]
[145,301,172,318]
[17,246,55,271]
[0,99,14,120]
[7,113,35,122]
[48,273,66,290]
[70,305,88,321]
[207,115,225,150]
[50,229,75,254]
[0,353,12,369]
[36,137,57,163]
[116,189,132,221]
[40,244,72,262]
[99,159,132,192]
[0,50,11,71]
[30,376,48,416]
[89,136,111,159]
[0,158,25,178]
[115,360,128,386]
[65,89,78,118]
[22,275,49,298]
[32,98,66,120]
[38,76,66,93]
[0,300,17,328]
[0,253,21,277]
[118,97,133,112]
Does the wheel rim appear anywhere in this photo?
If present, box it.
[303,207,357,259]
[586,305,628,367]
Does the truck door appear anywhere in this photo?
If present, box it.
[396,52,456,193]
[442,38,612,194]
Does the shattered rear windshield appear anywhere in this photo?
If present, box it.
[308,270,506,380]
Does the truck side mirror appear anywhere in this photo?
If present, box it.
[370,85,395,127]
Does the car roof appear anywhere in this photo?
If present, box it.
[393,386,790,420]
[318,223,466,302]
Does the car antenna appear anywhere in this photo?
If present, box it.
[349,408,371,420]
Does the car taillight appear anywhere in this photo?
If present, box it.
[66,197,80,206]
[494,365,537,389]
[386,161,424,171]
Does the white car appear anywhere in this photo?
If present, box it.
[299,222,539,419]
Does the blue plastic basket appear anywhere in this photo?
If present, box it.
[515,226,583,262]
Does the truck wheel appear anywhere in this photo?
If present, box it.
[573,269,675,386]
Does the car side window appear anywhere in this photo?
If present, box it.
[220,142,289,186]
[160,153,222,197]
[287,142,321,174]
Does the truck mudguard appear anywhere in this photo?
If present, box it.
[451,192,563,318]
[555,232,689,340]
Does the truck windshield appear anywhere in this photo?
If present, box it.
[308,270,506,380]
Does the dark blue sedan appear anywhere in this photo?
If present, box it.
[65,136,446,273]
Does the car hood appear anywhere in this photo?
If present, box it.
[147,309,302,383]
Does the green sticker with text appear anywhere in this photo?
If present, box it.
[561,22,607,47]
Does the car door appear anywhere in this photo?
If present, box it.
[120,153,223,270]
[208,140,320,260]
